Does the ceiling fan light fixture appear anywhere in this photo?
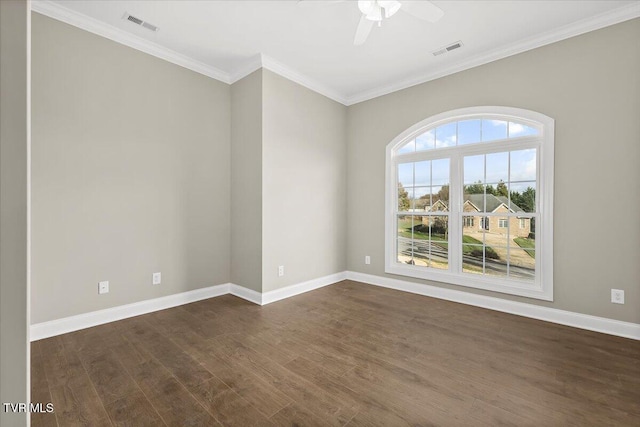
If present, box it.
[357,1,374,15]
[358,0,383,22]
[353,0,443,45]
[379,0,401,18]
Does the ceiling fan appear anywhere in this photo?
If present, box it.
[298,1,444,45]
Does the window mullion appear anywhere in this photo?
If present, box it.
[449,152,463,274]
[386,107,553,302]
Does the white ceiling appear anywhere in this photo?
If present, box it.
[33,1,640,104]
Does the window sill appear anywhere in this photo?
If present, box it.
[385,263,553,301]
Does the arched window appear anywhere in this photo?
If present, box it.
[385,107,554,300]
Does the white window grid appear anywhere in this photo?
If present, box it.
[385,107,554,301]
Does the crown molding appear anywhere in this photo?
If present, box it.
[229,53,348,104]
[345,2,640,105]
[31,0,231,83]
[31,0,639,107]
[260,55,349,105]
[31,0,347,104]
[229,54,264,84]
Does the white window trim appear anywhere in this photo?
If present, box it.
[385,106,554,301]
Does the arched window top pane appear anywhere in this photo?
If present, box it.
[416,130,435,151]
[394,116,540,155]
[396,139,415,154]
[508,121,538,137]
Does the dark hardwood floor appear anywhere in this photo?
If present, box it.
[31,280,640,426]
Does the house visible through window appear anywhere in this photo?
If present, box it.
[481,216,489,230]
[386,107,554,300]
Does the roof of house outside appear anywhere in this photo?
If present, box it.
[425,194,525,213]
[466,194,524,213]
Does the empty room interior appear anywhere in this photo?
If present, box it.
[2,0,640,426]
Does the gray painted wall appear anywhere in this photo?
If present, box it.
[230,70,263,292]
[0,0,30,425]
[346,18,640,323]
[31,13,231,323]
[27,12,639,330]
[262,70,347,292]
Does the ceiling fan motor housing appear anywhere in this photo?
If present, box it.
[358,0,402,21]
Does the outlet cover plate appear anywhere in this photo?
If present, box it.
[611,289,624,304]
[153,272,161,285]
[98,281,109,294]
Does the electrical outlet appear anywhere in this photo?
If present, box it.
[152,272,161,285]
[611,289,624,304]
[278,265,284,277]
[365,256,371,265]
[98,281,109,294]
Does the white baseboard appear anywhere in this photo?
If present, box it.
[261,271,347,305]
[346,271,640,341]
[30,283,230,341]
[30,272,345,340]
[229,284,263,305]
[229,271,347,305]
[30,271,639,341]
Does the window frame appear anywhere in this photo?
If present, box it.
[385,106,554,301]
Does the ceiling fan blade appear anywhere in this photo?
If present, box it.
[400,1,444,22]
[354,15,374,45]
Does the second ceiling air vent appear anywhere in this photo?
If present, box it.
[432,41,463,57]
[123,13,159,32]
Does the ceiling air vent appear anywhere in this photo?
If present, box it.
[141,22,158,32]
[123,13,158,32]
[446,42,462,51]
[432,41,463,57]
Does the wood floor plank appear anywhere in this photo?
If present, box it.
[81,350,139,405]
[31,412,59,427]
[104,390,165,427]
[110,335,154,374]
[147,306,211,338]
[122,317,214,389]
[478,389,577,426]
[32,280,640,426]
[199,342,292,418]
[190,377,275,427]
[270,402,333,427]
[335,362,472,427]
[468,398,538,427]
[30,348,58,427]
[233,332,298,366]
[147,344,213,390]
[162,328,214,362]
[344,402,479,427]
[31,347,52,400]
[128,359,220,426]
[39,336,85,387]
[48,373,111,426]
[60,323,124,362]
[282,356,361,410]
[206,335,359,426]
